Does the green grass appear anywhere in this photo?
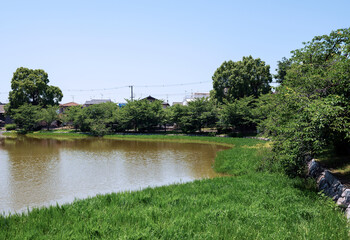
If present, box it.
[3,130,89,139]
[0,134,349,239]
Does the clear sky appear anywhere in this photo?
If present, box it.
[0,0,349,104]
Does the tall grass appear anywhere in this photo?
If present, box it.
[0,134,349,239]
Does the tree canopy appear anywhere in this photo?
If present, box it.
[7,67,63,114]
[274,57,292,84]
[211,56,272,103]
[259,28,350,176]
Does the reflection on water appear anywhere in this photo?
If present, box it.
[0,136,228,214]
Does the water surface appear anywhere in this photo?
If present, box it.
[0,136,228,214]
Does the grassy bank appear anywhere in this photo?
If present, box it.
[0,134,349,239]
[2,130,89,139]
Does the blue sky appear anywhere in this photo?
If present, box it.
[0,0,349,104]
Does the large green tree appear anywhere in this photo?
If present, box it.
[7,67,63,115]
[169,98,218,133]
[211,56,272,103]
[78,102,118,136]
[259,28,350,176]
[11,103,41,132]
[118,99,165,132]
[40,106,59,130]
[219,96,255,132]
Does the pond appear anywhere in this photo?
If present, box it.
[0,136,228,214]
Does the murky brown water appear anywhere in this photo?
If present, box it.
[0,136,228,214]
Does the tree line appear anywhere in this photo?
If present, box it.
[5,28,350,177]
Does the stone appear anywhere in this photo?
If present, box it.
[336,189,350,208]
[308,160,323,178]
[307,159,350,217]
[345,206,350,219]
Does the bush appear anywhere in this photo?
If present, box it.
[5,124,16,131]
[90,121,111,136]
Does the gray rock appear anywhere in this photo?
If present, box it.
[308,160,323,178]
[345,206,350,219]
[336,189,350,208]
[317,171,343,201]
[307,159,350,217]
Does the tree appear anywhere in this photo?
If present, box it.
[284,28,350,97]
[167,104,187,130]
[274,57,292,84]
[175,98,218,133]
[219,96,255,132]
[118,99,165,132]
[63,105,83,131]
[258,28,350,176]
[78,102,118,135]
[40,106,59,130]
[211,56,272,103]
[7,67,63,115]
[11,103,41,132]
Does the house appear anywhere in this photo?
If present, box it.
[0,104,5,126]
[143,96,157,102]
[59,102,80,114]
[172,102,183,106]
[142,96,169,109]
[162,102,170,108]
[0,103,13,127]
[83,99,112,107]
[183,92,210,105]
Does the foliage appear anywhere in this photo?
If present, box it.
[211,56,272,103]
[7,67,63,115]
[118,99,165,132]
[219,96,255,131]
[39,106,59,130]
[11,103,42,133]
[171,98,218,133]
[274,57,292,84]
[78,102,118,136]
[63,106,83,131]
[4,123,16,131]
[258,28,350,176]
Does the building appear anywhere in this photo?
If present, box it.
[59,102,80,114]
[0,103,13,127]
[183,92,210,105]
[172,102,183,106]
[83,99,112,107]
[142,95,170,109]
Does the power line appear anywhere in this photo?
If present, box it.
[62,81,212,92]
[134,81,212,88]
[63,85,129,92]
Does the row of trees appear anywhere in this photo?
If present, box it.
[8,97,256,136]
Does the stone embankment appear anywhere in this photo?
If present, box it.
[308,160,350,219]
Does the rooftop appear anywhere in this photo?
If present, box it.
[84,99,112,105]
[60,102,80,107]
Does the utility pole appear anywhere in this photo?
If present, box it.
[129,85,134,101]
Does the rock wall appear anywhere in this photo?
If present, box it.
[308,160,350,219]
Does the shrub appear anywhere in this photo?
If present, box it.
[5,123,16,131]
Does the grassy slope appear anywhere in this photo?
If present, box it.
[0,133,349,239]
